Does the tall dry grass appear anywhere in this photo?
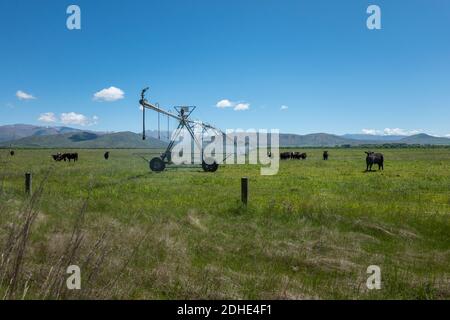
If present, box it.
[0,168,148,299]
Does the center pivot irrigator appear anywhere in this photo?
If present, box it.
[139,87,234,172]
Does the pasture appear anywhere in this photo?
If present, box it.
[0,148,449,299]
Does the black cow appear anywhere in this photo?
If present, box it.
[10,150,14,156]
[69,153,78,162]
[365,152,384,171]
[291,152,301,160]
[52,153,63,161]
[104,151,110,160]
[280,152,291,160]
[62,153,78,162]
[290,152,307,160]
[323,151,329,160]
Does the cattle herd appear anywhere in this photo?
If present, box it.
[278,151,329,161]
[8,149,384,171]
[280,151,308,160]
[278,150,384,171]
[49,151,110,162]
[52,152,79,162]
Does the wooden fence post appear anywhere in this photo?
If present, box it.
[241,177,248,205]
[25,172,32,196]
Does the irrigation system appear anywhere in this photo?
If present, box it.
[139,87,233,172]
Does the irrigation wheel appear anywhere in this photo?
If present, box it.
[150,157,166,172]
[202,158,219,172]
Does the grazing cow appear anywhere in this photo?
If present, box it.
[323,151,329,160]
[104,151,110,160]
[267,151,272,158]
[52,153,63,161]
[62,153,78,162]
[10,150,14,156]
[291,152,300,160]
[280,152,291,160]
[290,152,307,160]
[69,152,78,162]
[365,152,384,171]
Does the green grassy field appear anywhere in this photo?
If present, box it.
[0,148,449,299]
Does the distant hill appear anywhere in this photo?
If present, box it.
[1,131,167,148]
[279,133,380,147]
[3,130,363,148]
[399,134,450,145]
[278,133,450,147]
[1,124,449,147]
[145,130,171,142]
[342,134,406,142]
[225,132,380,147]
[341,133,450,145]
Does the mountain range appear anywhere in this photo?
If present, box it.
[0,124,84,143]
[0,125,166,148]
[0,124,449,148]
[341,134,407,141]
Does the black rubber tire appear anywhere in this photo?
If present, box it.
[202,159,219,172]
[150,157,166,172]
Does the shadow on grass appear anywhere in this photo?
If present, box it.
[363,170,383,173]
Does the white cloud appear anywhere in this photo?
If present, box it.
[280,105,289,111]
[216,99,234,108]
[362,128,422,136]
[37,112,99,126]
[234,103,250,111]
[38,112,57,123]
[93,86,124,102]
[383,128,420,136]
[16,90,36,100]
[445,134,450,138]
[216,99,250,111]
[362,129,381,135]
[60,112,98,126]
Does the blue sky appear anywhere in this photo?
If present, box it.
[1,0,449,136]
